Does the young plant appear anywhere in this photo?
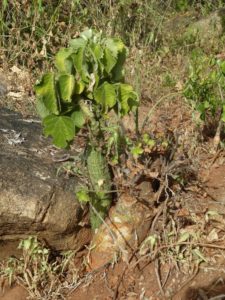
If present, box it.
[35,29,139,229]
[183,52,225,149]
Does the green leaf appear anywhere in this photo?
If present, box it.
[74,80,85,94]
[104,38,127,81]
[35,73,59,115]
[91,44,104,76]
[142,134,156,147]
[71,110,86,128]
[43,115,75,148]
[210,70,217,82]
[222,106,225,122]
[71,48,89,83]
[94,82,117,110]
[36,98,51,119]
[20,238,32,251]
[80,28,93,40]
[148,140,155,147]
[55,48,73,73]
[92,44,103,61]
[105,38,125,58]
[58,74,75,102]
[104,48,117,74]
[105,38,127,82]
[131,144,143,158]
[220,61,225,74]
[2,0,8,11]
[76,190,90,203]
[118,83,139,115]
[112,48,127,81]
[196,102,205,115]
[69,37,87,50]
[204,101,210,109]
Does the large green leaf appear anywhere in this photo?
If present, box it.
[69,37,87,50]
[94,82,117,110]
[43,115,75,148]
[104,38,125,58]
[92,44,103,61]
[103,48,117,74]
[112,48,127,82]
[71,109,86,128]
[118,83,139,115]
[58,74,75,102]
[74,80,85,94]
[55,48,73,73]
[104,38,127,80]
[91,44,104,76]
[35,73,59,115]
[71,48,89,83]
[88,47,99,74]
[104,38,127,81]
[80,28,93,40]
[36,98,51,119]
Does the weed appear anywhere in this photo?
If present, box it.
[162,72,177,88]
[183,51,225,148]
[0,237,79,300]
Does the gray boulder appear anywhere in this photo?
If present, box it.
[0,108,90,250]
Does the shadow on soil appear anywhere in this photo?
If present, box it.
[184,277,225,300]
